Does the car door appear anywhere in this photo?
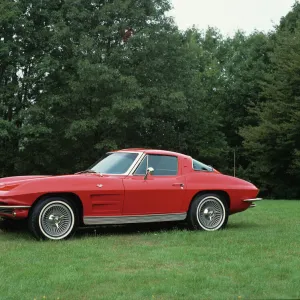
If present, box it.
[122,154,186,215]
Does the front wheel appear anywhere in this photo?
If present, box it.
[187,193,229,231]
[28,197,77,240]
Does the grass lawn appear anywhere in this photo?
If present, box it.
[1,200,300,300]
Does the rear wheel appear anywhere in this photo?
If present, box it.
[187,193,229,231]
[29,197,77,240]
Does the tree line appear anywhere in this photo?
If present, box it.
[1,0,300,198]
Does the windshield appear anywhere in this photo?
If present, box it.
[90,152,139,174]
[192,159,213,172]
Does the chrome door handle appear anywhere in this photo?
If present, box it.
[172,183,184,188]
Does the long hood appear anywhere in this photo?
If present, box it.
[0,173,124,195]
[0,173,125,210]
[0,175,51,186]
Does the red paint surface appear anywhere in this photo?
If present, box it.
[0,149,259,219]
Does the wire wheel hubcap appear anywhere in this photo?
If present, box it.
[197,197,225,230]
[39,201,74,239]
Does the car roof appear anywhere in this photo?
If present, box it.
[116,148,190,159]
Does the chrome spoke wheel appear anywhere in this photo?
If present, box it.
[38,201,75,240]
[196,196,225,231]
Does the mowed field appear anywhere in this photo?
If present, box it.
[0,200,300,300]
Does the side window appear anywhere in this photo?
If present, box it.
[192,159,213,172]
[134,155,178,176]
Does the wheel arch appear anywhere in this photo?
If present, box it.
[30,192,84,225]
[188,190,230,212]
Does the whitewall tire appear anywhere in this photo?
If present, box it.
[187,193,229,231]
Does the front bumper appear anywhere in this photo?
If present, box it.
[0,205,31,218]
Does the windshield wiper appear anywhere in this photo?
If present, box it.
[75,169,97,174]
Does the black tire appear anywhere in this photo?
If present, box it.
[187,193,229,231]
[28,196,78,240]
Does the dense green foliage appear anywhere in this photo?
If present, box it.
[1,0,300,198]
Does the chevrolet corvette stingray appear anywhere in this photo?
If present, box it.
[0,149,262,240]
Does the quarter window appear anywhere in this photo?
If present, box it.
[192,159,213,172]
[134,155,178,176]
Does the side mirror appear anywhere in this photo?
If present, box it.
[144,167,154,180]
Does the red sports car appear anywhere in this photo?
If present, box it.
[0,149,262,240]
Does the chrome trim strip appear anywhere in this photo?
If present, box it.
[128,153,146,175]
[0,205,31,215]
[243,198,263,202]
[83,213,187,225]
[0,206,31,209]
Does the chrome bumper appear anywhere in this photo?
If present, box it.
[0,205,31,214]
[243,198,262,208]
[243,198,263,202]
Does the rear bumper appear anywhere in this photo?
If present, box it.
[243,198,263,202]
[243,198,263,208]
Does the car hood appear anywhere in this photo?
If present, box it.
[0,175,51,186]
[0,174,125,189]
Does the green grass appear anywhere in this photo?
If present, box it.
[1,200,300,300]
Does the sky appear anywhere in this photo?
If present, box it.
[168,0,297,36]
